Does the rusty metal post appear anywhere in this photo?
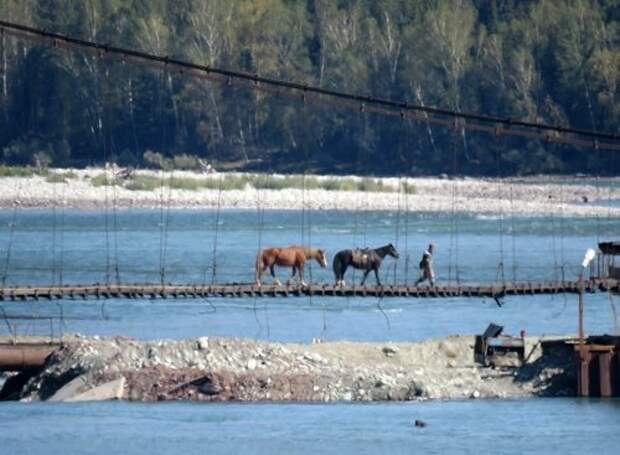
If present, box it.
[578,249,596,351]
[578,280,585,348]
[578,349,590,397]
[617,352,620,396]
[599,352,612,397]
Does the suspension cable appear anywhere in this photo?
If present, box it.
[403,115,411,285]
[1,20,618,150]
[2,180,20,287]
[392,175,402,285]
[495,135,506,285]
[209,173,223,285]
[509,184,517,282]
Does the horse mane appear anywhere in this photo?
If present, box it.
[304,247,323,258]
[289,245,321,257]
[373,244,393,258]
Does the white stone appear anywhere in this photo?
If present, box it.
[196,337,209,350]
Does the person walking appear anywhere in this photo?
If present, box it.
[415,244,435,286]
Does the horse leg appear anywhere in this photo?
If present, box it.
[374,267,382,286]
[361,269,371,285]
[271,265,281,286]
[256,262,266,286]
[337,264,347,287]
[342,265,349,287]
[287,266,297,285]
[334,263,342,286]
[298,262,307,287]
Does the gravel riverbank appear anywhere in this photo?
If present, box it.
[7,334,575,402]
[1,169,619,217]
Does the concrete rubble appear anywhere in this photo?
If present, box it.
[10,334,576,402]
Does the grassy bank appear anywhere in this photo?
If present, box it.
[88,173,416,194]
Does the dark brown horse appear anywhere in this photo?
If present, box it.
[333,244,399,286]
[256,246,328,286]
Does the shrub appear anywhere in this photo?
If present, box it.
[251,175,288,190]
[203,175,248,190]
[45,173,68,183]
[358,177,388,192]
[0,165,35,177]
[90,174,119,187]
[46,171,78,183]
[169,176,202,191]
[143,150,171,170]
[172,154,200,170]
[123,175,161,191]
[2,138,52,167]
[401,181,416,194]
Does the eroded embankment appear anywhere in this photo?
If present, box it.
[5,335,575,402]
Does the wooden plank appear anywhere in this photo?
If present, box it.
[0,279,617,300]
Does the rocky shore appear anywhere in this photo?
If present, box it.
[4,334,575,402]
[1,169,619,217]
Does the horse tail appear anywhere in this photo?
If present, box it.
[332,251,342,279]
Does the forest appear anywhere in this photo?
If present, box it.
[0,0,618,175]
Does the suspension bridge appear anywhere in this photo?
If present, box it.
[0,279,618,302]
[0,21,619,306]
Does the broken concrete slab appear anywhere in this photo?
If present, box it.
[66,377,125,402]
[48,374,89,402]
[49,376,126,402]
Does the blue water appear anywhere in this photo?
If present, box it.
[0,399,619,455]
[1,208,619,454]
[0,209,618,341]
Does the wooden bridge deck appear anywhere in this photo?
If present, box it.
[0,279,618,301]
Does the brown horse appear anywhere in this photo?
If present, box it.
[255,246,328,286]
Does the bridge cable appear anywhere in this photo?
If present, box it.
[403,124,413,286]
[161,167,174,285]
[447,121,461,284]
[609,290,618,334]
[60,178,66,287]
[361,106,371,281]
[156,67,169,286]
[495,131,506,285]
[98,56,112,286]
[209,173,223,286]
[403,116,411,285]
[555,143,569,315]
[392,174,402,286]
[51,169,58,286]
[389,113,406,286]
[300,93,325,339]
[2,21,618,151]
[253,169,269,339]
[103,62,121,285]
[558,147,567,284]
[1,180,20,287]
[509,183,517,282]
[161,69,178,287]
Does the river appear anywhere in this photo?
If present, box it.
[0,208,619,453]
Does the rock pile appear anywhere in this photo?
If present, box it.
[13,334,575,402]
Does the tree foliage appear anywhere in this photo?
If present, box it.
[0,0,618,175]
